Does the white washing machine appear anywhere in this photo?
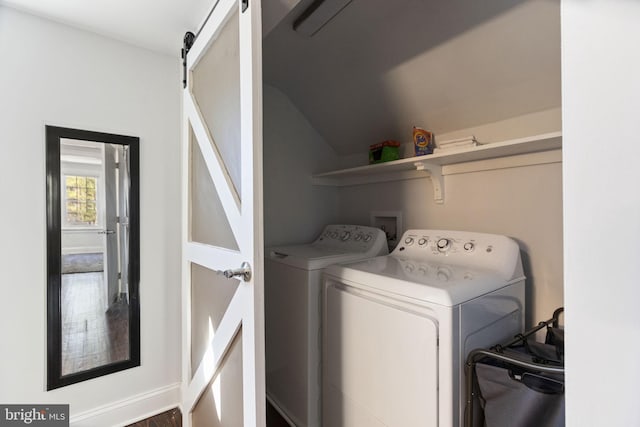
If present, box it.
[265,224,389,427]
[322,229,525,427]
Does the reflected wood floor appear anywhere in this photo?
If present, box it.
[61,272,129,375]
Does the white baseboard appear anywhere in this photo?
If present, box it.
[70,383,180,427]
[62,246,103,255]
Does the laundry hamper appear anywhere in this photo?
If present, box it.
[465,308,565,427]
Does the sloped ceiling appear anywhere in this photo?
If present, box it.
[2,0,560,155]
[264,0,561,155]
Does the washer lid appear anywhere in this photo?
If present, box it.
[267,245,372,270]
[324,255,524,306]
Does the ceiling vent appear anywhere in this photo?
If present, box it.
[293,0,353,37]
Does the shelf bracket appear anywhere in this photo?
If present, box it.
[414,162,444,204]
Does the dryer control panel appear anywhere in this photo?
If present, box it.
[393,229,523,280]
[314,224,388,256]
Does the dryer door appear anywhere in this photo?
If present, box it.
[324,282,439,427]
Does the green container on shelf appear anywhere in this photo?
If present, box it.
[369,140,400,164]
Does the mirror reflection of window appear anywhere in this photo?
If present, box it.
[64,175,98,226]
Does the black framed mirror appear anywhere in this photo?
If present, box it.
[46,125,140,390]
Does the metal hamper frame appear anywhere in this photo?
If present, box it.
[464,308,565,427]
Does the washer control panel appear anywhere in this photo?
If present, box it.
[314,224,388,254]
[392,229,521,277]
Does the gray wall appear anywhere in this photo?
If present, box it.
[263,85,340,247]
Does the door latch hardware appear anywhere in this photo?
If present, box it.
[223,262,252,282]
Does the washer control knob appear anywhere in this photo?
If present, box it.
[341,231,351,241]
[418,238,428,246]
[331,232,338,239]
[437,238,450,251]
[463,242,475,252]
[404,237,415,245]
[354,233,363,241]
[437,267,451,281]
[363,234,372,242]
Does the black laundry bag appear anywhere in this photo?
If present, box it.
[474,344,565,427]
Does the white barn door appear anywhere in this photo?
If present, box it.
[181,0,264,425]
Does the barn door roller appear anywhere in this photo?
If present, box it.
[181,32,195,89]
[181,0,249,87]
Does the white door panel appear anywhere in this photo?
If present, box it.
[181,0,264,425]
[104,143,119,307]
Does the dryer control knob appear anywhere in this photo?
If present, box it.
[463,242,475,252]
[404,237,414,245]
[363,234,372,242]
[437,238,450,251]
[418,238,428,246]
[341,231,351,241]
[354,233,363,241]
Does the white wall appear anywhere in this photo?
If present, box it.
[562,1,640,425]
[61,230,103,255]
[336,110,563,325]
[263,84,340,246]
[0,6,182,426]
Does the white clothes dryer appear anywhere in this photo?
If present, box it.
[265,224,388,427]
[322,229,526,427]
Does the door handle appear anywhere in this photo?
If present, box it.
[98,229,115,235]
[222,262,252,282]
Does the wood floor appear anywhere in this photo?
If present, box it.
[125,404,285,427]
[61,272,129,375]
[266,401,291,427]
[126,408,181,427]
